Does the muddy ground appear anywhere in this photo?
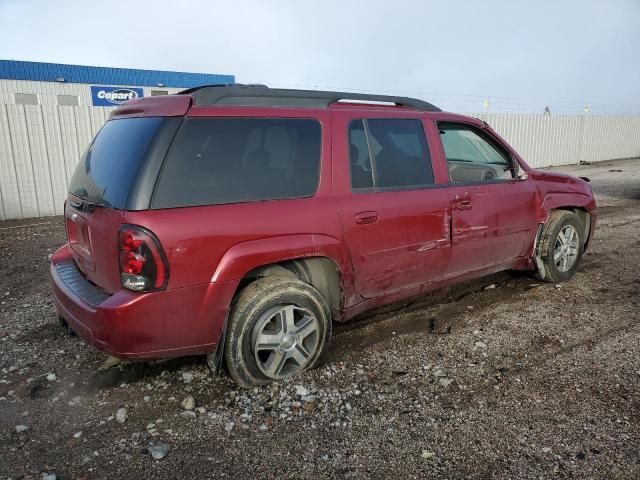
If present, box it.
[1,158,639,479]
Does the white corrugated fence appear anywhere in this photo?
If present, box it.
[474,113,640,168]
[1,108,639,220]
[0,104,114,219]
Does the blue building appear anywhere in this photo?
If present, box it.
[0,59,235,106]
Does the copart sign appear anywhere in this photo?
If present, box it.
[91,86,144,106]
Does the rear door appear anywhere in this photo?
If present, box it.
[434,120,538,276]
[332,110,451,298]
[66,116,168,293]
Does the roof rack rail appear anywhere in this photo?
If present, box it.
[178,84,440,111]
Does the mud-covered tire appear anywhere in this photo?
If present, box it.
[537,210,585,283]
[224,276,331,388]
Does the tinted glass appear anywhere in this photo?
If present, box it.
[348,120,374,189]
[68,117,163,208]
[152,118,321,208]
[349,118,433,190]
[439,124,513,182]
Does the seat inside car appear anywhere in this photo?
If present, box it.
[350,144,373,189]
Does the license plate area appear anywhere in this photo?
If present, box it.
[66,208,95,272]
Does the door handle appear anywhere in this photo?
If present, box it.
[354,211,379,225]
[453,195,473,210]
[456,200,473,210]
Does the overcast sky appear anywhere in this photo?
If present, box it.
[1,0,639,114]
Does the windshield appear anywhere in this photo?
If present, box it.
[68,117,163,208]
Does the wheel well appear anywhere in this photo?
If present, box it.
[550,207,591,246]
[242,257,343,321]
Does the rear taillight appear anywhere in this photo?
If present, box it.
[118,225,169,292]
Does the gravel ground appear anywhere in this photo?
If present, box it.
[1,158,639,480]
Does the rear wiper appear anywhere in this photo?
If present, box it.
[69,198,99,213]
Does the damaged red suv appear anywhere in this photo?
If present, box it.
[51,85,596,387]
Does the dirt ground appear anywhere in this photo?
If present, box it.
[1,158,639,480]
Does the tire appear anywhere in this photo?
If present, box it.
[224,276,331,388]
[537,210,585,283]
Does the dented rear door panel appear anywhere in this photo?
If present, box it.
[331,109,452,299]
[334,188,451,298]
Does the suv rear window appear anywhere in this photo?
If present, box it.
[152,118,321,208]
[68,117,163,208]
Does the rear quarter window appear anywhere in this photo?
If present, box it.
[152,118,321,208]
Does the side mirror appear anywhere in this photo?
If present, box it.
[507,156,526,180]
[504,163,524,180]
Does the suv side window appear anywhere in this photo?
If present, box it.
[152,118,321,208]
[438,123,515,183]
[349,118,434,191]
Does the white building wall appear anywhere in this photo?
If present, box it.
[0,79,639,219]
[0,79,183,220]
[474,113,640,168]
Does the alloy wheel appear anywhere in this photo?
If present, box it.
[250,304,320,379]
[553,224,579,272]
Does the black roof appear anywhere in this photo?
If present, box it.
[179,84,440,111]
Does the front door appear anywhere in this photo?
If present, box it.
[333,113,451,298]
[436,121,538,276]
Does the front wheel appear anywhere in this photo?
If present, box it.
[224,276,331,388]
[537,210,585,283]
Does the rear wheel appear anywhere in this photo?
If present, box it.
[537,210,585,282]
[224,277,331,388]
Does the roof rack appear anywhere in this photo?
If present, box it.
[178,84,440,111]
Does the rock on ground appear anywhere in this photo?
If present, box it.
[148,442,170,460]
[115,407,128,424]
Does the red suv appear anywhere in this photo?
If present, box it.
[51,85,596,387]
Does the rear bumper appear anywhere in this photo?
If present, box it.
[50,244,237,359]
